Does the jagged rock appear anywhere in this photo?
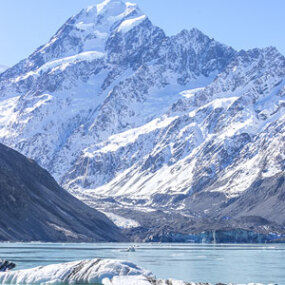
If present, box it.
[0,143,126,242]
[0,260,16,272]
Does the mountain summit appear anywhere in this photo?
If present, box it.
[0,0,284,241]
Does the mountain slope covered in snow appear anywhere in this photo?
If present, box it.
[0,0,284,240]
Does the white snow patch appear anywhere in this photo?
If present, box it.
[75,22,95,31]
[86,5,95,13]
[24,94,53,114]
[117,15,147,33]
[84,116,178,156]
[0,96,20,138]
[102,212,140,228]
[180,87,205,99]
[39,51,105,73]
[97,0,126,16]
[48,223,78,239]
[14,51,105,82]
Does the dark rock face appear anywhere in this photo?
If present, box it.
[0,260,16,272]
[0,143,126,242]
[220,173,285,226]
[106,173,285,243]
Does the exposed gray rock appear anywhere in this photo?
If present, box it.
[0,143,126,242]
[0,260,16,272]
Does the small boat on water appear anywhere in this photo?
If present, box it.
[120,245,136,252]
[0,260,16,272]
[127,246,136,252]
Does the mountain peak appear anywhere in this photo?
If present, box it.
[189,27,206,36]
[237,46,284,62]
[174,28,210,44]
[177,28,207,37]
[8,0,146,74]
[73,0,144,33]
[82,0,141,19]
[96,0,125,15]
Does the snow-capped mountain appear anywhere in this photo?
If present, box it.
[0,0,284,239]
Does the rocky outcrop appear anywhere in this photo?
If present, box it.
[0,261,16,272]
[0,143,126,242]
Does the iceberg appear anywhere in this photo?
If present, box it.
[0,259,152,284]
[0,258,274,285]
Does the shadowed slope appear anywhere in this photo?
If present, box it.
[0,143,126,242]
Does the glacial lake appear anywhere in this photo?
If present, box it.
[0,243,284,284]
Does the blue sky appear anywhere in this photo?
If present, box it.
[0,0,284,67]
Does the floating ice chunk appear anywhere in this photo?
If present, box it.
[0,259,152,284]
[0,258,271,285]
[103,275,151,285]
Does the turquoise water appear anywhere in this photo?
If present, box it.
[0,243,284,284]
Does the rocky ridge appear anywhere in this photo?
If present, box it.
[0,143,126,242]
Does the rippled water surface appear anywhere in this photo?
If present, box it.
[0,243,284,284]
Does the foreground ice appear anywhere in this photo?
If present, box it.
[0,258,276,285]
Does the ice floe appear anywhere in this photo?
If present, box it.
[0,258,275,285]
